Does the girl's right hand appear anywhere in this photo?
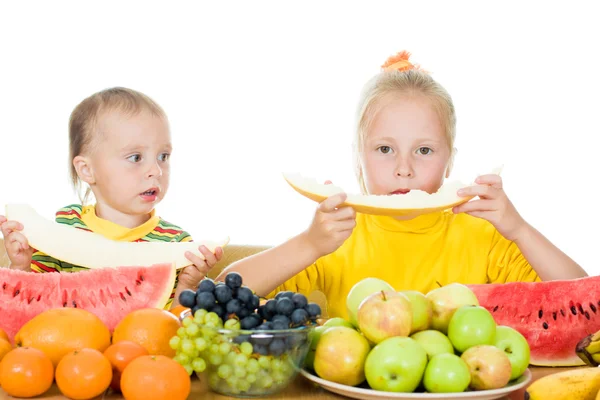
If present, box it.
[0,215,33,270]
[305,182,357,257]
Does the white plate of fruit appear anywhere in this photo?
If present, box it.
[299,278,533,399]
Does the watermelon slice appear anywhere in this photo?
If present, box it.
[0,263,175,342]
[468,275,600,367]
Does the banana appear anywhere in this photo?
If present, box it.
[577,331,600,366]
[525,367,600,400]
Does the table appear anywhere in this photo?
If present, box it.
[0,366,580,399]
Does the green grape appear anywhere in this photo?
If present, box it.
[218,342,232,355]
[169,336,181,350]
[246,373,257,384]
[258,356,271,370]
[205,311,221,326]
[176,327,187,338]
[238,379,251,392]
[240,341,253,356]
[224,318,240,330]
[208,372,220,388]
[217,364,233,379]
[233,353,248,368]
[280,360,294,377]
[180,339,195,356]
[200,326,217,341]
[208,353,223,365]
[194,308,208,323]
[234,365,246,378]
[246,358,260,374]
[225,376,239,390]
[225,352,237,365]
[174,353,191,365]
[182,317,193,328]
[194,337,208,352]
[272,370,287,383]
[271,358,284,372]
[192,357,207,372]
[185,322,200,337]
[209,343,220,354]
[259,375,274,389]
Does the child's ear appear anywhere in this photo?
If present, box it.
[73,156,95,185]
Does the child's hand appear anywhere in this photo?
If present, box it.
[305,182,356,257]
[178,245,224,289]
[0,215,33,270]
[453,174,526,241]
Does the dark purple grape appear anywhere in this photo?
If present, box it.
[250,294,260,310]
[198,279,216,293]
[179,289,196,308]
[237,287,253,304]
[196,292,216,310]
[225,272,243,289]
[214,284,233,303]
[271,314,290,327]
[305,303,322,318]
[291,308,309,326]
[292,293,308,309]
[269,338,286,356]
[240,314,261,330]
[254,344,269,355]
[275,298,294,316]
[264,300,277,318]
[237,307,250,319]
[275,291,294,300]
[211,303,226,319]
[272,320,288,330]
[226,299,242,314]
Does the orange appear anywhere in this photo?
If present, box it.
[103,340,149,392]
[0,328,9,343]
[0,338,12,362]
[170,305,192,321]
[15,308,111,366]
[121,355,191,400]
[0,347,54,398]
[112,308,181,357]
[55,348,112,400]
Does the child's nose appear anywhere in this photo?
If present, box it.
[147,162,163,178]
[395,159,414,177]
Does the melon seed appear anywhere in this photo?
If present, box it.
[571,306,577,315]
[125,287,132,296]
[73,301,77,308]
[579,304,585,315]
[560,309,566,317]
[552,311,557,320]
[538,309,543,318]
[542,322,548,329]
[585,311,591,320]
[493,305,499,312]
[120,292,127,301]
[591,303,597,313]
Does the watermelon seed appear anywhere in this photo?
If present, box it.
[73,301,77,308]
[571,306,577,315]
[135,280,141,286]
[28,297,33,304]
[542,322,548,329]
[552,312,557,320]
[63,302,67,307]
[591,303,597,313]
[2,283,6,290]
[493,305,498,312]
[125,287,132,296]
[578,304,585,315]
[120,293,127,301]
[560,309,566,317]
[13,289,20,297]
[36,295,41,302]
[140,275,145,281]
[585,311,591,320]
[538,310,543,318]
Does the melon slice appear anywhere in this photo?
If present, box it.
[283,167,502,217]
[4,204,229,270]
[0,263,176,342]
[468,275,600,367]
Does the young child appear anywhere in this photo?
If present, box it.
[0,87,223,310]
[217,51,588,320]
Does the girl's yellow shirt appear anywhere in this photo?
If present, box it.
[268,210,540,320]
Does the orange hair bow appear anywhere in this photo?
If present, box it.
[381,50,426,73]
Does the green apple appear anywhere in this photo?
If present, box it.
[346,278,395,327]
[323,317,354,329]
[410,330,454,359]
[425,283,479,334]
[357,291,412,344]
[423,353,471,393]
[461,344,512,390]
[400,290,432,334]
[364,336,428,392]
[493,325,530,380]
[314,326,371,386]
[304,325,328,371]
[447,305,496,353]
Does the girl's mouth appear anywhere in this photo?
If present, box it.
[140,188,159,202]
[391,189,411,195]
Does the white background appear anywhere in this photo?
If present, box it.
[1,1,598,274]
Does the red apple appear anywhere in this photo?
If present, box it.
[425,283,479,334]
[460,344,512,390]
[357,290,412,344]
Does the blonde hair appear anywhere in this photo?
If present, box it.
[354,51,457,193]
[68,87,167,204]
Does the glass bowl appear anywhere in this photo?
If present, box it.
[194,323,314,397]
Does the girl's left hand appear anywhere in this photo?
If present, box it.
[453,174,526,241]
[179,245,224,289]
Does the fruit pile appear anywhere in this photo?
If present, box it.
[171,272,320,396]
[306,278,531,394]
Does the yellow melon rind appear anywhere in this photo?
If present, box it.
[5,204,230,270]
[283,167,502,217]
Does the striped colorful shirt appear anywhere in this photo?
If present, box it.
[31,204,192,310]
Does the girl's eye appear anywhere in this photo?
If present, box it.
[418,147,432,155]
[127,154,142,162]
[158,153,170,162]
[378,146,392,154]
